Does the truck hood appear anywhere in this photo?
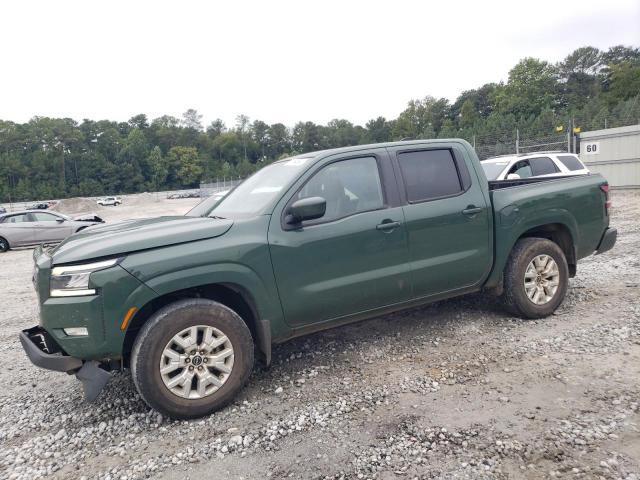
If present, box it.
[50,216,234,264]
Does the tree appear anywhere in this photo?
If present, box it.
[251,120,270,160]
[267,123,291,158]
[459,99,478,129]
[365,117,392,143]
[206,119,226,138]
[236,114,250,162]
[128,114,149,130]
[557,47,602,109]
[393,97,450,139]
[147,146,166,190]
[292,121,322,152]
[167,146,202,186]
[496,58,559,118]
[182,109,203,131]
[607,62,640,103]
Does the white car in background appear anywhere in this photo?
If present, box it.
[481,152,590,181]
[97,196,122,206]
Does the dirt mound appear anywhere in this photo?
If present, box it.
[125,192,158,205]
[50,197,96,214]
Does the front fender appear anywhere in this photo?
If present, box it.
[119,222,287,345]
[143,261,280,321]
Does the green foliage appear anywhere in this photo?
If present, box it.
[495,58,559,117]
[1,46,639,202]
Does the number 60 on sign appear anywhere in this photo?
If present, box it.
[583,142,600,155]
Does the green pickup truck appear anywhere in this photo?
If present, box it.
[20,139,616,419]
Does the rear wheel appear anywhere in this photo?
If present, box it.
[0,237,9,252]
[502,238,568,319]
[130,299,254,419]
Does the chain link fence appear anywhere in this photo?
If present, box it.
[199,177,244,198]
[468,131,573,160]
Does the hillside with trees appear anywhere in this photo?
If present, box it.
[1,45,638,202]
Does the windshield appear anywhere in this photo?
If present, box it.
[481,161,509,180]
[186,157,313,218]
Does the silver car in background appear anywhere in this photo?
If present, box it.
[0,210,104,252]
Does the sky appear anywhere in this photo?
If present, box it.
[1,0,639,129]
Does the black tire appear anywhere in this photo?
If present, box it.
[0,237,9,252]
[502,237,569,319]
[130,299,254,419]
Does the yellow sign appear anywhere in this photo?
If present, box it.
[572,127,581,134]
[555,125,564,132]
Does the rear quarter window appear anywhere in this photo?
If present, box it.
[556,155,585,171]
[398,149,463,202]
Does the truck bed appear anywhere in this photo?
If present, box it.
[485,173,609,288]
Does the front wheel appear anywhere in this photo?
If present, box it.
[502,237,569,319]
[130,299,254,419]
[0,237,9,252]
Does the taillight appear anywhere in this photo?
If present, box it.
[600,183,611,212]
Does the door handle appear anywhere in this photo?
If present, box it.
[376,220,401,231]
[462,206,483,216]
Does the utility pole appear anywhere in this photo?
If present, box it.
[515,129,520,154]
[61,143,66,190]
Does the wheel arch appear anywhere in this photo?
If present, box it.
[517,223,576,276]
[122,282,271,367]
[486,219,578,291]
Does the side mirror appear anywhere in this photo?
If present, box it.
[506,173,521,180]
[286,197,326,225]
[56,218,65,223]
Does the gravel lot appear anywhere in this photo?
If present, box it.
[1,192,638,480]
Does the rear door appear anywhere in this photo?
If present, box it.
[387,143,492,299]
[268,149,412,327]
[0,213,34,246]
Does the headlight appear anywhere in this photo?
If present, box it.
[50,258,120,297]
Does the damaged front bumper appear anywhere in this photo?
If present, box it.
[19,326,110,401]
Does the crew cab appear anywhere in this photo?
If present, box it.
[481,152,589,181]
[20,140,616,419]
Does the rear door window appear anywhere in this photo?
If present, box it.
[529,157,559,176]
[397,149,462,202]
[556,155,585,171]
[4,214,28,223]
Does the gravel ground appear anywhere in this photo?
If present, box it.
[0,192,638,480]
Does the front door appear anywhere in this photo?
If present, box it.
[388,145,492,299]
[29,212,73,243]
[268,151,412,327]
